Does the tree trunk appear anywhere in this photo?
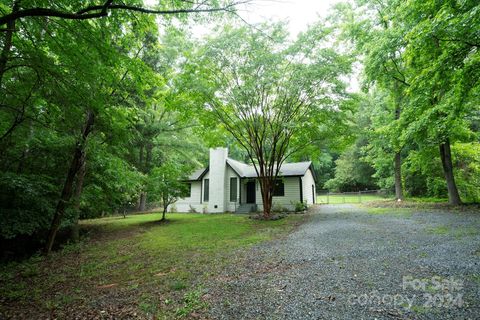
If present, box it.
[138,192,147,212]
[393,84,404,201]
[137,143,148,212]
[71,158,86,242]
[45,111,94,255]
[162,205,167,221]
[394,152,403,200]
[439,139,461,205]
[0,1,18,85]
[260,178,272,219]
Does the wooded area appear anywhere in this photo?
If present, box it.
[0,0,479,258]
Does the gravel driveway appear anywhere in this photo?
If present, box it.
[206,205,480,319]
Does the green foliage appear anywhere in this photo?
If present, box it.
[0,3,211,244]
[176,289,208,317]
[452,142,480,203]
[292,201,308,212]
[0,172,56,238]
[191,22,353,216]
[0,3,163,240]
[80,143,145,218]
[147,161,191,215]
[330,0,480,201]
[324,144,378,192]
[402,147,447,198]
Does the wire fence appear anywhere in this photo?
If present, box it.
[316,189,392,204]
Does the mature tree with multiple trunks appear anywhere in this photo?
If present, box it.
[194,24,352,219]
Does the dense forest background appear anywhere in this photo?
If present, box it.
[0,0,479,257]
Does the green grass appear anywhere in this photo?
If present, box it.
[406,197,449,203]
[0,212,304,318]
[317,194,450,205]
[426,225,450,235]
[316,194,388,204]
[364,207,413,217]
[426,225,478,238]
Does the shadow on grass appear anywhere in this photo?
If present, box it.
[80,214,178,241]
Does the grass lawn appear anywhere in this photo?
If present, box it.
[316,193,389,204]
[0,212,305,319]
[317,194,450,205]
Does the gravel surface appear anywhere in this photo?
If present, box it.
[206,205,480,319]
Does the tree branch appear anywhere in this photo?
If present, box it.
[0,1,245,26]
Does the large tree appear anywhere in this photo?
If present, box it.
[0,0,241,255]
[334,0,410,200]
[195,23,352,219]
[336,0,480,204]
[397,0,479,205]
[0,0,242,26]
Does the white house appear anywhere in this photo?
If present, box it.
[170,147,317,213]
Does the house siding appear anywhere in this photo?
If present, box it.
[255,177,301,211]
[169,148,316,213]
[168,181,202,212]
[302,168,316,205]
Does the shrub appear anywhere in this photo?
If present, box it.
[272,203,285,213]
[292,201,307,212]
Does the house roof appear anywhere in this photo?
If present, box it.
[227,158,314,178]
[186,167,209,181]
[187,158,315,181]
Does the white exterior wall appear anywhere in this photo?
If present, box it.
[169,148,315,213]
[168,181,202,212]
[255,177,301,211]
[206,148,227,213]
[302,168,316,205]
[225,166,241,212]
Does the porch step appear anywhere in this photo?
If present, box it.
[235,204,257,214]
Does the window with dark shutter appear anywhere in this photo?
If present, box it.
[230,177,237,202]
[273,179,285,196]
[203,179,209,202]
[183,183,191,198]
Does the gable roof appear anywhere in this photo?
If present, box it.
[186,158,315,181]
[227,158,314,179]
[185,167,208,181]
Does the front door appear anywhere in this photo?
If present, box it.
[246,181,256,204]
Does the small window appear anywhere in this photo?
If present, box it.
[182,183,191,198]
[273,179,285,196]
[230,177,237,202]
[203,179,209,202]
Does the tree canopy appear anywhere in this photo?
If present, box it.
[190,23,353,217]
[0,0,478,258]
